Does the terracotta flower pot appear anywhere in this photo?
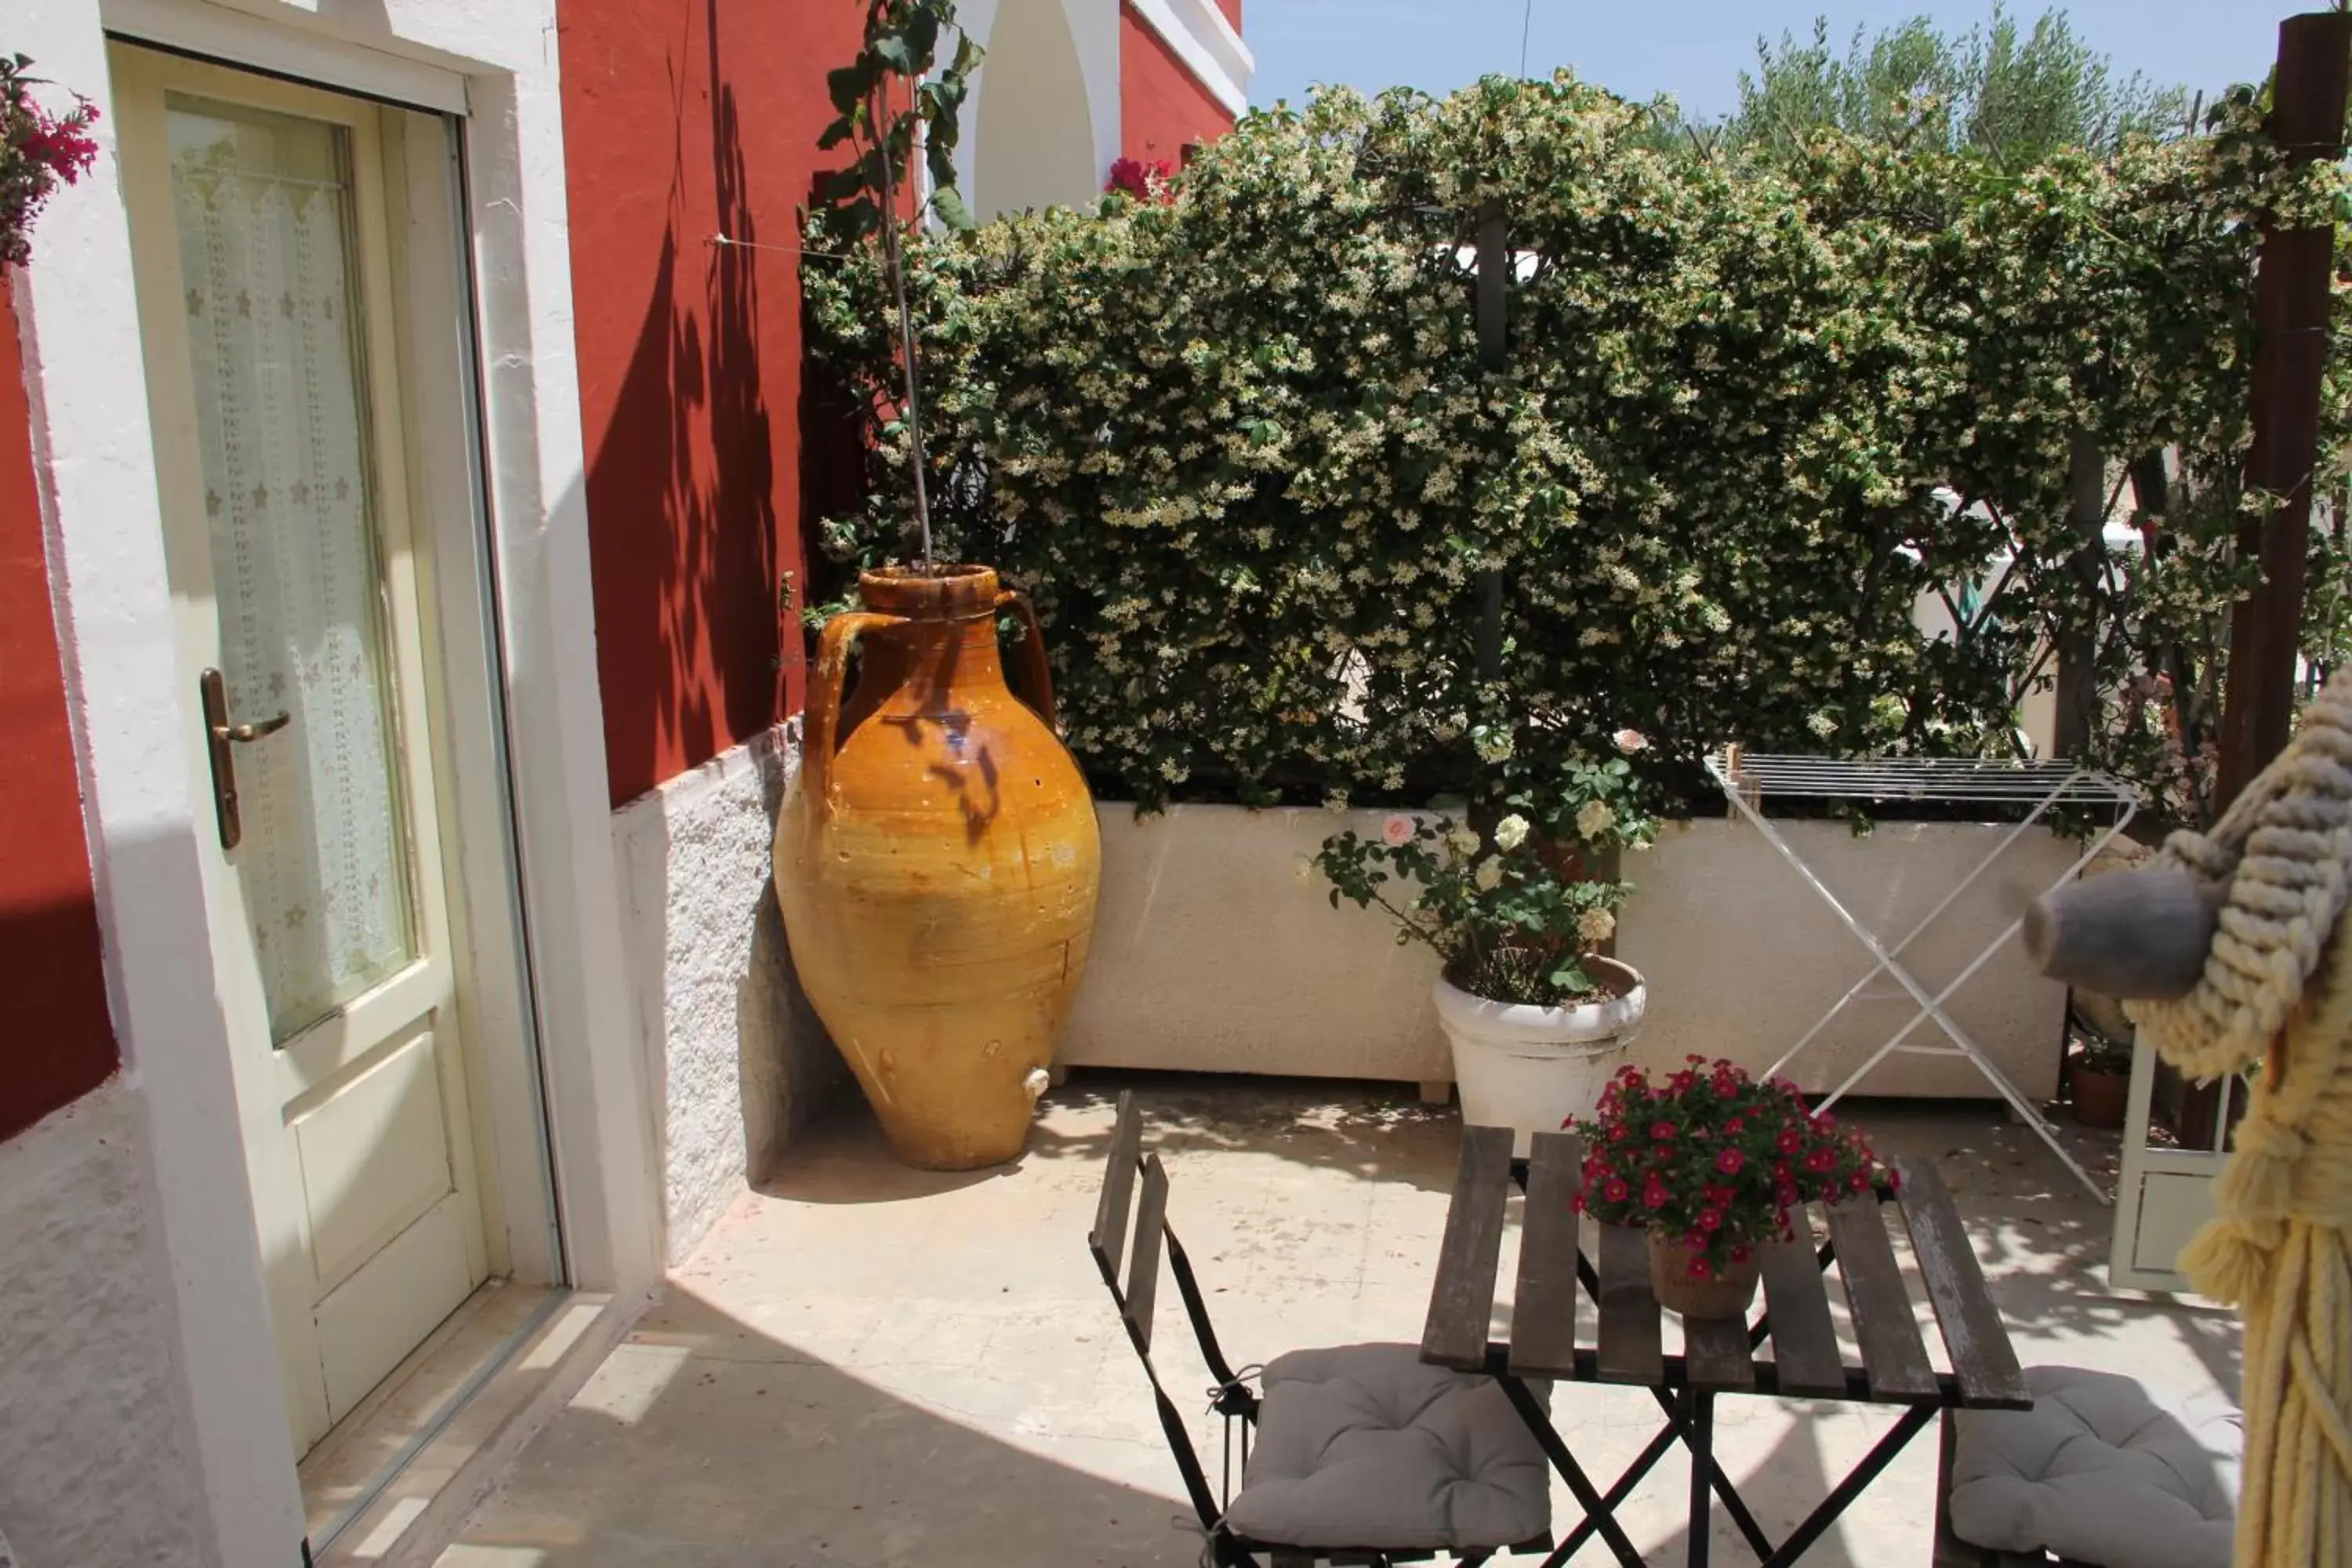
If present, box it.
[2069,1061,2130,1129]
[1647,1229,1762,1319]
[774,566,1102,1170]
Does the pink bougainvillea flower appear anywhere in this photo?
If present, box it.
[1776,1127,1803,1154]
[1724,1116,1744,1134]
[1687,1256,1715,1280]
[1714,1147,1744,1176]
[1643,1178,1671,1210]
[1651,1120,1677,1141]
[1804,1147,1835,1173]
[1731,1243,1751,1263]
[1697,1207,1723,1232]
[1775,1183,1799,1208]
[1849,1170,1871,1193]
[1670,1069,1697,1092]
[1604,1178,1630,1203]
[1687,1230,1709,1251]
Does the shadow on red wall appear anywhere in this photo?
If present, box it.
[567,0,863,807]
[0,278,120,1141]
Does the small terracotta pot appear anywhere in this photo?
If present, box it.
[2069,1062,2130,1129]
[1647,1229,1762,1319]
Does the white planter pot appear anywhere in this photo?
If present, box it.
[1435,960,1647,1156]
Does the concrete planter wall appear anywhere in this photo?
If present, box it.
[1061,806,2074,1102]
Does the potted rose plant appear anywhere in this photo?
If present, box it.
[1575,1058,1889,1317]
[1316,739,1657,1153]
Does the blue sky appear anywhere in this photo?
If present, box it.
[1242,2,2287,122]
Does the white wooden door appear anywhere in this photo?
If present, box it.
[112,46,491,1455]
[2109,1034,2241,1293]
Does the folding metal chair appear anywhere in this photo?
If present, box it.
[1088,1091,1555,1566]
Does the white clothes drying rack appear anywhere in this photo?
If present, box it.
[1705,746,2140,1203]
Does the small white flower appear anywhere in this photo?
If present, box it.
[1474,857,1504,891]
[1613,728,1649,753]
[1294,857,1316,886]
[1473,726,1515,764]
[1578,908,1617,944]
[1382,815,1416,847]
[1576,800,1615,840]
[1446,826,1482,855]
[1493,813,1531,851]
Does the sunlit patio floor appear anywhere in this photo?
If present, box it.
[436,1071,2241,1567]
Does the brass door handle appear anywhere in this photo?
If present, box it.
[199,668,288,850]
[216,710,291,743]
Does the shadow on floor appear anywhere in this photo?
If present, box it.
[446,1286,1203,1568]
[758,1067,1465,1207]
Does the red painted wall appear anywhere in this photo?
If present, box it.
[1214,0,1241,29]
[557,0,857,806]
[0,280,120,1142]
[1120,2,1238,168]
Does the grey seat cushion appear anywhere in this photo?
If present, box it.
[1221,1343,1552,1551]
[1949,1365,2241,1568]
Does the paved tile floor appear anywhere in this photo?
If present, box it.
[441,1073,2241,1567]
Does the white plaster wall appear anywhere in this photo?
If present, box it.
[612,722,842,1265]
[1062,805,1451,1082]
[954,0,1121,214]
[1063,805,2074,1100]
[0,1079,215,1567]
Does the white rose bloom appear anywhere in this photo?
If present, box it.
[1578,908,1617,944]
[1494,814,1531,851]
[1447,826,1481,855]
[1576,800,1614,840]
[1474,858,1504,891]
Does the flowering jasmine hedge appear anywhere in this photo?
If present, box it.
[805,74,2351,818]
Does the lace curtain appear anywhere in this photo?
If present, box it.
[169,98,415,1040]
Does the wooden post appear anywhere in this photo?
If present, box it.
[1475,198,1507,685]
[2052,433,2107,757]
[2213,10,2352,813]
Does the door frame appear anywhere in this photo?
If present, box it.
[2107,1033,2236,1293]
[9,1,662,1562]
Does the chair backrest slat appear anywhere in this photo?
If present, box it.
[1124,1153,1170,1352]
[1091,1091,1144,1287]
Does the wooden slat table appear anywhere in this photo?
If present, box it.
[1421,1127,2031,1568]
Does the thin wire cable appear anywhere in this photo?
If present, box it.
[707,232,859,262]
[1519,0,1535,76]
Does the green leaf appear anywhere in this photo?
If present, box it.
[870,34,915,74]
[826,62,876,117]
[817,118,855,151]
[931,185,976,231]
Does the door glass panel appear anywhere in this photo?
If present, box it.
[167,94,416,1041]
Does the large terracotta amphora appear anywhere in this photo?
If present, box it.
[774,565,1101,1169]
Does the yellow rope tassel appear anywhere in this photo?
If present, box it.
[2130,668,2352,1568]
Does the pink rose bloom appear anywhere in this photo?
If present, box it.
[1714,1147,1744,1176]
[1615,728,1650,753]
[1381,815,1415,846]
